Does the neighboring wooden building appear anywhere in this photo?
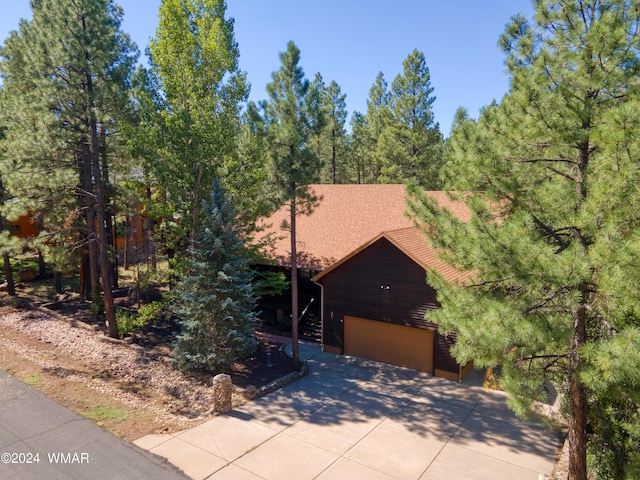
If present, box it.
[9,214,38,239]
[8,208,149,264]
[254,184,473,381]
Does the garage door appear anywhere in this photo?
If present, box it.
[344,316,434,373]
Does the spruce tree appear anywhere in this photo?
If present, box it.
[409,2,640,478]
[173,181,257,373]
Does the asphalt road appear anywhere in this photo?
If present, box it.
[0,369,188,480]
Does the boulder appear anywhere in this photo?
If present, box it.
[18,267,38,282]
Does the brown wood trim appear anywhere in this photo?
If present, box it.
[322,344,342,354]
[460,361,475,380]
[434,368,461,382]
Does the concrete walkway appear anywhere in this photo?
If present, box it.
[0,369,188,480]
[136,342,562,480]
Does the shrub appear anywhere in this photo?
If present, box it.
[136,301,165,326]
[115,308,145,338]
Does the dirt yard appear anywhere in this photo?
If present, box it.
[0,304,296,441]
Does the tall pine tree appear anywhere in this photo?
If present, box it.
[251,41,324,369]
[409,2,640,478]
[310,74,350,183]
[378,50,443,187]
[0,0,137,335]
[351,52,443,187]
[350,72,391,183]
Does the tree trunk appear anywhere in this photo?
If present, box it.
[37,248,47,278]
[191,163,204,245]
[290,193,300,370]
[82,48,116,337]
[0,209,16,296]
[100,132,118,290]
[79,253,89,302]
[331,128,337,184]
[82,146,100,298]
[106,210,118,290]
[3,253,16,296]
[567,287,589,480]
[54,270,62,294]
[89,119,116,338]
[146,186,157,271]
[124,215,130,270]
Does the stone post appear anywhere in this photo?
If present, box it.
[213,374,232,413]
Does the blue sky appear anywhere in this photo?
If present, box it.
[1,1,534,136]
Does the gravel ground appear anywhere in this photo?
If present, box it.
[0,308,222,417]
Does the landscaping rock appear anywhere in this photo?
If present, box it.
[243,384,257,400]
[212,374,232,413]
[19,267,38,282]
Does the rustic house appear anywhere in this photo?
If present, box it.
[254,184,472,381]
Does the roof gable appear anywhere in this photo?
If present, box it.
[313,227,470,283]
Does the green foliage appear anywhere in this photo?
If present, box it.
[0,231,22,260]
[136,301,166,326]
[44,245,77,276]
[377,50,444,187]
[172,181,257,373]
[253,41,325,207]
[0,0,137,245]
[115,308,146,338]
[309,74,351,183]
[252,270,289,298]
[89,296,105,317]
[350,51,443,187]
[408,1,640,478]
[349,73,391,183]
[145,0,249,249]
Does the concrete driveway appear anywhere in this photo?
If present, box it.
[135,343,562,480]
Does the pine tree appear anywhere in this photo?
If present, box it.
[310,74,350,183]
[377,50,443,187]
[173,181,257,372]
[251,41,324,369]
[409,2,640,478]
[0,0,137,335]
[350,72,392,183]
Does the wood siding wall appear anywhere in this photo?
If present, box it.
[319,238,461,375]
[321,239,438,341]
[434,332,459,373]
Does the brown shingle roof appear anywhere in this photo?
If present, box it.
[380,227,471,283]
[310,227,470,284]
[254,184,470,273]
